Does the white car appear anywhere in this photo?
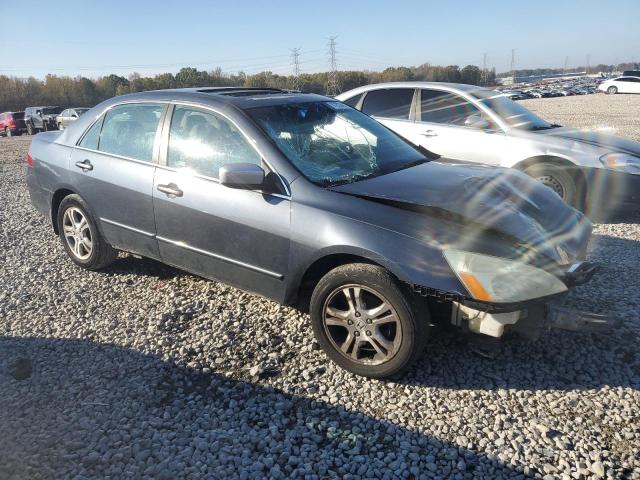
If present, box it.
[598,76,640,94]
[336,82,640,215]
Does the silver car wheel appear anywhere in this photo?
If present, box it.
[322,284,402,365]
[536,175,565,199]
[62,207,93,260]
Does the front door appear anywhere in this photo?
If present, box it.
[153,105,291,302]
[70,102,166,258]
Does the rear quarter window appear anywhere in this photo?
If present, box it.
[361,89,414,119]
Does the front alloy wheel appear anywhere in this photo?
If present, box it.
[607,86,617,94]
[323,285,402,365]
[310,263,428,378]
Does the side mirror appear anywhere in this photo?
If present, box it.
[219,163,265,189]
[464,115,490,129]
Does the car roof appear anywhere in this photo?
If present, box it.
[116,87,332,109]
[335,81,492,99]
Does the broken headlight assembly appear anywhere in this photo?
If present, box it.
[599,152,640,175]
[443,249,568,304]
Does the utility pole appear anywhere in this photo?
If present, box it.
[564,56,569,75]
[326,36,340,96]
[510,48,516,84]
[586,54,591,75]
[482,52,487,85]
[291,48,301,90]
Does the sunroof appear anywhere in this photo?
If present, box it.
[195,87,287,96]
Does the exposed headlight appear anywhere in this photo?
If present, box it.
[444,250,567,303]
[599,153,640,175]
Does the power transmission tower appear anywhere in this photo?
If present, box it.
[326,36,340,96]
[510,48,516,84]
[290,48,301,91]
[482,52,487,85]
[586,54,591,75]
[564,56,569,75]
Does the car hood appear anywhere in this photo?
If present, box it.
[331,161,592,266]
[539,127,640,156]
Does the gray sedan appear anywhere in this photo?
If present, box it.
[26,88,597,378]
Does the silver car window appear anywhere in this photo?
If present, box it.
[167,106,261,179]
[420,89,485,126]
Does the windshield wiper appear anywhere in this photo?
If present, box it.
[385,158,430,174]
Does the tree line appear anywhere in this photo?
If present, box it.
[0,63,496,112]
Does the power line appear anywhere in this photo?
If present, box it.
[291,48,301,90]
[326,36,340,96]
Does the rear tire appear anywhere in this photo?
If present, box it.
[607,86,617,94]
[310,263,428,379]
[523,162,582,208]
[57,194,117,270]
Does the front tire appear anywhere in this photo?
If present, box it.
[607,86,617,94]
[523,162,581,208]
[57,123,64,130]
[26,123,34,135]
[310,263,428,378]
[57,194,116,270]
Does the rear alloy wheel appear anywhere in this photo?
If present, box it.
[57,194,116,270]
[607,86,617,94]
[310,263,427,378]
[523,162,580,208]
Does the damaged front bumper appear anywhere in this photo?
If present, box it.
[417,261,619,340]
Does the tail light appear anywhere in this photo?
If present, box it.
[27,148,34,167]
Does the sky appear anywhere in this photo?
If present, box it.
[1,0,638,79]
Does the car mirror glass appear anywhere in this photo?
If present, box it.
[219,163,265,189]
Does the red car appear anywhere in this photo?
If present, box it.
[0,111,27,137]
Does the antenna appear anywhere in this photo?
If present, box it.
[291,48,301,90]
[326,36,340,96]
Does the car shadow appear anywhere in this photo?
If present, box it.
[0,336,526,479]
[103,254,186,280]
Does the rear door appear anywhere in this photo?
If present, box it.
[153,104,291,301]
[70,102,166,258]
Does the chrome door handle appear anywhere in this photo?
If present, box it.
[157,183,183,198]
[420,130,438,137]
[75,159,93,171]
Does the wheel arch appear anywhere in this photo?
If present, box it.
[513,154,587,195]
[50,187,76,234]
[292,250,410,312]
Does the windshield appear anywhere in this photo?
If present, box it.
[471,90,556,131]
[43,107,63,115]
[247,101,428,186]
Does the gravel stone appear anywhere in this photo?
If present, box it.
[1,95,639,479]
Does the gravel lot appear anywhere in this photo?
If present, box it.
[1,96,639,480]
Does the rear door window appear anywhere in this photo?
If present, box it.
[98,103,164,161]
[361,89,414,119]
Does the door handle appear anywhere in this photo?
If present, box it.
[420,130,438,138]
[157,183,183,198]
[75,159,93,171]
